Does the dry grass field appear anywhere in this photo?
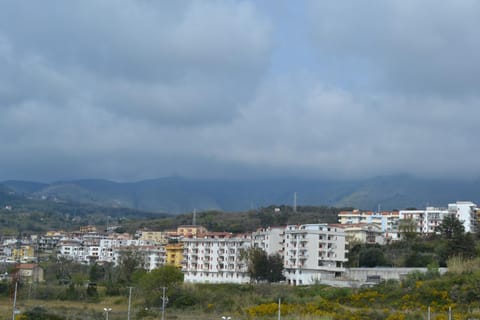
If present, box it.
[0,297,329,320]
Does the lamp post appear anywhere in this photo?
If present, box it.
[103,307,112,320]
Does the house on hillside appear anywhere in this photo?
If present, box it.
[14,263,44,283]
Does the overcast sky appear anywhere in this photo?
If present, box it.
[1,0,480,182]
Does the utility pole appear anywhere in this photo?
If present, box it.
[278,297,281,320]
[293,192,297,213]
[127,287,133,320]
[161,287,167,320]
[11,282,18,320]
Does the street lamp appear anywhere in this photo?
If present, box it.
[103,307,112,320]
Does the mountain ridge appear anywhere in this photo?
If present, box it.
[2,175,479,214]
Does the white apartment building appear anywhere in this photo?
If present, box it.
[448,201,478,233]
[252,227,284,256]
[338,210,364,225]
[58,236,165,268]
[398,201,478,235]
[143,246,166,271]
[338,210,400,240]
[283,224,347,286]
[58,239,101,264]
[399,207,448,235]
[182,233,251,284]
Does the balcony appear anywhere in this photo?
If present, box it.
[298,251,308,259]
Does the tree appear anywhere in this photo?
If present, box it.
[89,263,102,283]
[242,247,284,282]
[436,214,475,260]
[266,253,285,283]
[242,247,268,282]
[139,265,184,306]
[117,248,146,284]
[437,214,464,239]
[358,246,388,267]
[140,265,183,290]
[399,219,417,241]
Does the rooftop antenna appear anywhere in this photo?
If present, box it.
[293,192,297,213]
[377,204,381,213]
[193,208,196,226]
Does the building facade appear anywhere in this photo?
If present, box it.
[283,224,347,285]
[183,233,251,284]
[448,201,478,233]
[252,227,284,256]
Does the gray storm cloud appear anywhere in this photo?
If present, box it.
[0,0,479,181]
[0,1,271,124]
[308,0,480,95]
[0,0,272,180]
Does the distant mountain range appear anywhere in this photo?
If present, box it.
[1,175,479,214]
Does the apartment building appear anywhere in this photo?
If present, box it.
[251,227,284,255]
[283,224,347,285]
[398,201,478,235]
[136,230,168,244]
[12,245,36,263]
[58,238,101,264]
[143,246,166,271]
[341,223,385,245]
[176,225,208,237]
[38,232,65,253]
[182,232,251,284]
[338,210,400,240]
[165,242,184,268]
[448,201,478,233]
[399,207,448,235]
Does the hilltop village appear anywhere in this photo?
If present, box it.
[2,201,476,287]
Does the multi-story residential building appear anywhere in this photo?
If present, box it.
[59,236,165,268]
[399,202,478,235]
[136,230,168,244]
[338,210,400,240]
[38,232,65,253]
[338,210,365,225]
[341,223,385,245]
[143,246,166,271]
[399,207,448,235]
[12,245,36,263]
[448,201,478,233]
[79,225,97,233]
[176,225,208,237]
[182,232,251,284]
[58,238,101,264]
[283,224,347,285]
[165,242,184,268]
[252,227,284,256]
